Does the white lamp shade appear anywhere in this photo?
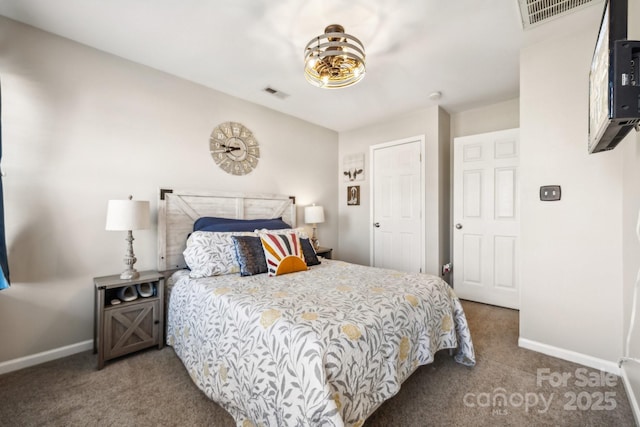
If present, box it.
[105,199,150,231]
[305,205,325,224]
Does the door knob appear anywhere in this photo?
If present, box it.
[455,223,463,229]
[374,222,380,228]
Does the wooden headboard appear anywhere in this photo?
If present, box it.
[157,188,296,272]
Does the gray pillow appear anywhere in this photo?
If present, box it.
[232,236,267,276]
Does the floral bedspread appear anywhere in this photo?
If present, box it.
[167,259,475,427]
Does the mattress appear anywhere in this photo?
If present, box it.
[167,259,475,426]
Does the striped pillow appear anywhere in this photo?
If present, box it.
[259,232,308,276]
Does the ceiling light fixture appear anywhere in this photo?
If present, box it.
[304,24,366,89]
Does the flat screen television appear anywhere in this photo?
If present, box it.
[588,0,640,154]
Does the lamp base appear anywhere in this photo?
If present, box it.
[311,225,319,250]
[120,268,140,280]
[311,238,320,250]
[120,230,139,280]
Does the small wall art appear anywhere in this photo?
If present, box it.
[343,153,364,182]
[347,186,360,206]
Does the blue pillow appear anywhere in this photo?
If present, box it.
[194,217,291,232]
[300,238,321,266]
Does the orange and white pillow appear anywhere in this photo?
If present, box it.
[259,231,308,276]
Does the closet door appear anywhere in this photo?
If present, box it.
[371,136,424,273]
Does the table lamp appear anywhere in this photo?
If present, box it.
[105,195,150,279]
[304,204,325,250]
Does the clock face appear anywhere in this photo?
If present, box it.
[209,122,260,175]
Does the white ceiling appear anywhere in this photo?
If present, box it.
[0,0,603,132]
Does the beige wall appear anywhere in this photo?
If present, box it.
[438,108,451,275]
[621,0,640,416]
[450,98,520,139]
[337,107,450,276]
[622,125,640,419]
[519,6,624,366]
[0,17,338,364]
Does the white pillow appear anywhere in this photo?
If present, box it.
[184,231,255,278]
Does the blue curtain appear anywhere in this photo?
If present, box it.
[0,79,10,290]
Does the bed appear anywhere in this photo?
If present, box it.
[158,189,475,427]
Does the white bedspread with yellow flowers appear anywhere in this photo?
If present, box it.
[167,259,475,427]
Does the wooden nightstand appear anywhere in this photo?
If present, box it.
[316,247,333,259]
[94,271,165,369]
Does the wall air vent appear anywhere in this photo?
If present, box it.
[263,87,289,100]
[517,0,598,29]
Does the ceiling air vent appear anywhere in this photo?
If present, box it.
[263,87,289,100]
[517,0,598,29]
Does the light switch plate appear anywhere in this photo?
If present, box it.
[540,185,561,201]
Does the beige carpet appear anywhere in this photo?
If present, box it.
[0,301,635,426]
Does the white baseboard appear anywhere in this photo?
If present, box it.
[620,364,640,426]
[0,340,93,375]
[518,338,620,375]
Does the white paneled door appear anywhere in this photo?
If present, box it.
[453,128,520,309]
[371,137,424,273]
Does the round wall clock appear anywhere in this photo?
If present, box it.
[209,122,260,175]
